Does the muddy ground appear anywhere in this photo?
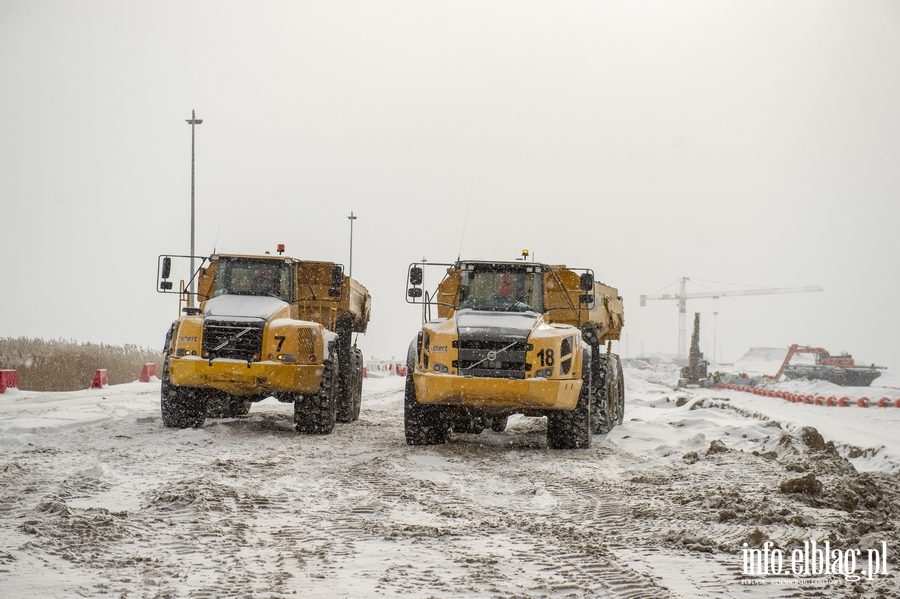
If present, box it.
[1,375,898,598]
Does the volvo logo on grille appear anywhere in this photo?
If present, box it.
[487,350,498,361]
[213,326,254,352]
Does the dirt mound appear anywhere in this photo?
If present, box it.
[799,426,827,451]
[705,439,729,455]
[779,472,823,496]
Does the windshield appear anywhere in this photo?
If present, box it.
[211,258,292,302]
[457,267,543,313]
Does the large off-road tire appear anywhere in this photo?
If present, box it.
[336,324,363,423]
[294,350,339,434]
[353,348,364,417]
[490,415,509,433]
[450,409,485,435]
[404,373,450,445]
[160,360,206,429]
[205,390,252,418]
[546,359,592,449]
[335,351,352,422]
[336,347,363,423]
[590,352,615,435]
[614,354,625,425]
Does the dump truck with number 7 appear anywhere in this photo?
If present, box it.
[156,245,371,433]
[404,254,624,449]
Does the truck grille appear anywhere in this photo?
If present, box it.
[455,340,529,379]
[203,319,265,361]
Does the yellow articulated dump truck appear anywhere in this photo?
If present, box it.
[404,255,624,449]
[155,245,371,433]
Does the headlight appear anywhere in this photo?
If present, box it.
[535,368,553,378]
[434,363,449,374]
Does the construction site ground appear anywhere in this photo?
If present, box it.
[1,363,899,598]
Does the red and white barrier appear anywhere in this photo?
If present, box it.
[140,363,157,383]
[0,370,18,393]
[362,363,407,378]
[717,382,896,408]
[91,369,109,389]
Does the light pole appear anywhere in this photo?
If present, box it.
[347,211,357,277]
[713,311,718,365]
[186,110,203,307]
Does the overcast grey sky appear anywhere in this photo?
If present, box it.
[1,1,898,371]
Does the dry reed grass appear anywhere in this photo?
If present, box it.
[0,337,163,392]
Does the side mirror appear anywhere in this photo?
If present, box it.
[579,293,594,305]
[579,272,594,291]
[409,267,423,286]
[328,288,341,298]
[408,288,423,298]
[331,264,344,287]
[161,257,172,279]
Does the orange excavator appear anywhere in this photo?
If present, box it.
[773,344,884,386]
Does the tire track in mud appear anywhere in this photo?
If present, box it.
[333,441,675,598]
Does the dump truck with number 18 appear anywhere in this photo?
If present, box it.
[404,254,624,449]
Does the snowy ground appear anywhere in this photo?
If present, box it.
[1,364,899,598]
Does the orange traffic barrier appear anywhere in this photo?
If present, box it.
[826,396,838,407]
[857,397,870,408]
[895,398,900,409]
[877,397,892,408]
[140,363,157,383]
[91,369,109,389]
[838,397,851,407]
[0,370,18,393]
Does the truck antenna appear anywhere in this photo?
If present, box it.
[213,219,222,254]
[457,182,473,261]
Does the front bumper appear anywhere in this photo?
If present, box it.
[412,371,581,411]
[168,356,324,396]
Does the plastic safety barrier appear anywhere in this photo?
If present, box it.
[140,363,157,383]
[0,370,18,393]
[91,369,109,389]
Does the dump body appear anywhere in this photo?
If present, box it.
[157,251,371,432]
[404,259,625,449]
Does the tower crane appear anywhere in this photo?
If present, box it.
[640,277,823,360]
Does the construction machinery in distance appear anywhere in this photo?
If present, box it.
[772,344,885,387]
[640,277,823,361]
[678,313,708,387]
[155,245,371,433]
[404,252,625,450]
